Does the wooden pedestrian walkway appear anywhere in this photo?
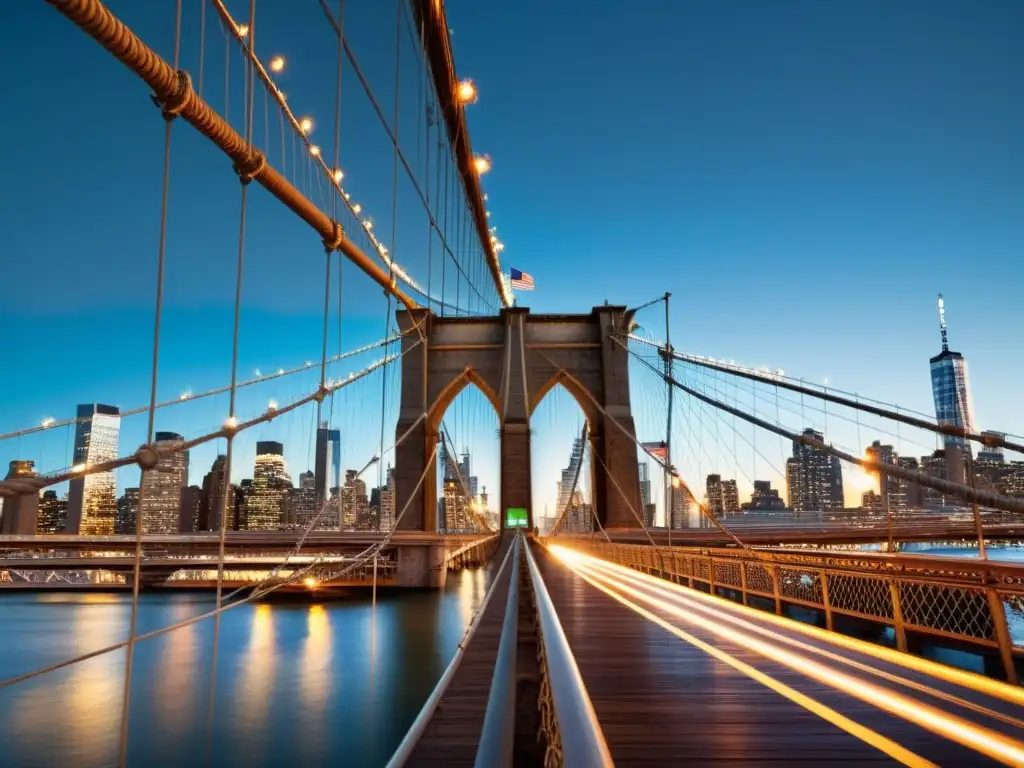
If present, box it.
[531,543,1014,767]
[402,532,516,766]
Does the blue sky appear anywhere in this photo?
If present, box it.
[2,1,1022,520]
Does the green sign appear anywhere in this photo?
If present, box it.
[505,507,528,528]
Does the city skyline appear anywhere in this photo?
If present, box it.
[1,294,1020,532]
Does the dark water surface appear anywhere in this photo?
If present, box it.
[0,566,493,768]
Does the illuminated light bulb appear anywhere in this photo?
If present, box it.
[40,417,55,428]
[305,361,312,367]
[486,211,491,217]
[343,192,351,200]
[304,577,318,588]
[224,416,238,429]
[671,476,682,489]
[299,117,313,133]
[483,193,488,201]
[364,219,373,231]
[333,168,343,183]
[254,368,262,377]
[71,463,86,474]
[237,24,249,38]
[269,56,285,73]
[277,368,284,375]
[352,204,362,214]
[455,79,477,105]
[309,145,321,157]
[473,155,491,175]
[268,399,278,411]
[179,392,190,401]
[494,242,505,253]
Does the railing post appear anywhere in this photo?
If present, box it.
[819,570,834,632]
[770,565,783,616]
[889,581,907,653]
[708,557,716,598]
[985,588,1020,686]
[739,561,749,606]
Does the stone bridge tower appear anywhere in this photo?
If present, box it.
[393,305,643,533]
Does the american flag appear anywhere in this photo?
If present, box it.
[509,268,535,291]
[642,441,668,459]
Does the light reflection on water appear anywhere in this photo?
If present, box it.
[0,565,497,768]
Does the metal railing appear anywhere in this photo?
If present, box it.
[474,532,521,767]
[523,540,615,766]
[553,540,1023,685]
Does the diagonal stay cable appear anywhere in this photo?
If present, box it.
[531,346,756,553]
[622,339,1024,516]
[626,334,1023,456]
[0,334,401,445]
[0,368,457,693]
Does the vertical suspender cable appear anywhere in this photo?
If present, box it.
[377,0,402,526]
[118,4,182,763]
[208,1,256,760]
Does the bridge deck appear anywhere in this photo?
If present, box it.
[405,533,515,766]
[534,544,1021,766]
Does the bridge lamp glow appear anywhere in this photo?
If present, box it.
[304,577,318,589]
[455,79,477,105]
[309,145,321,157]
[71,463,86,474]
[224,416,238,430]
[267,399,278,411]
[269,56,285,73]
[299,117,313,134]
[236,24,249,38]
[332,168,344,183]
[40,417,56,428]
[671,476,682,489]
[352,204,362,214]
[494,242,505,253]
[473,155,491,175]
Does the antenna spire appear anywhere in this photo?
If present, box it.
[937,293,949,352]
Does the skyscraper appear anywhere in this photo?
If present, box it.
[1,460,39,535]
[638,462,654,527]
[786,429,844,512]
[66,404,121,535]
[721,479,740,514]
[247,441,292,530]
[314,424,341,504]
[921,450,949,510]
[288,470,318,529]
[199,455,228,531]
[380,464,396,531]
[930,295,975,484]
[706,474,724,517]
[179,485,202,532]
[556,435,585,520]
[139,431,189,534]
[37,491,68,534]
[115,488,139,534]
[341,468,368,529]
